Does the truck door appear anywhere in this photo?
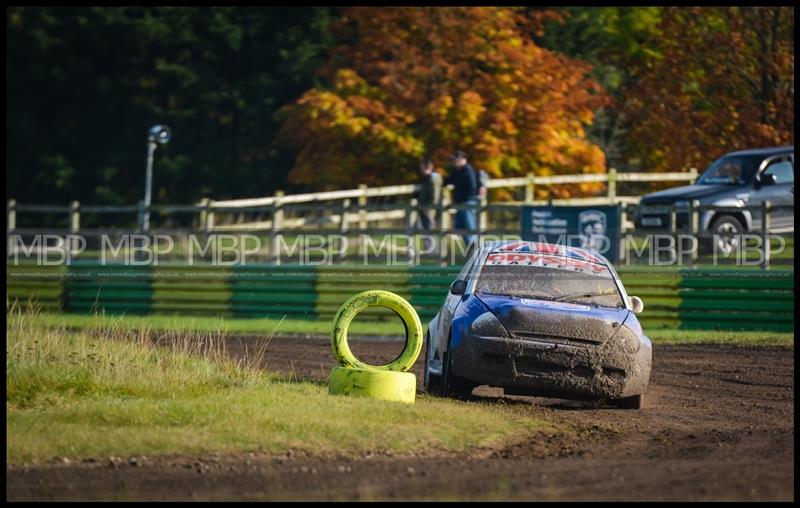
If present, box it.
[753,156,794,233]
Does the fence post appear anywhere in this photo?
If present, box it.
[70,200,81,233]
[669,205,677,265]
[206,201,215,232]
[138,200,147,233]
[7,199,16,232]
[358,184,368,258]
[198,199,214,264]
[688,200,700,268]
[689,167,698,182]
[473,199,481,247]
[407,198,418,259]
[407,198,418,232]
[761,200,770,270]
[607,168,617,202]
[439,186,452,264]
[479,194,488,234]
[618,203,626,263]
[199,198,208,232]
[339,198,350,234]
[271,191,284,262]
[7,199,16,258]
[68,200,81,262]
[525,173,535,203]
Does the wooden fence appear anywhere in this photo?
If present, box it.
[9,167,793,268]
[7,168,698,234]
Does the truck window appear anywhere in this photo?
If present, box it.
[697,155,761,185]
[763,160,794,184]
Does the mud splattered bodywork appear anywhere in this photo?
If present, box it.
[425,241,652,402]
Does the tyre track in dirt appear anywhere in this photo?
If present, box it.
[7,339,794,501]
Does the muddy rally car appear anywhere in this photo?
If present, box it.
[423,241,651,409]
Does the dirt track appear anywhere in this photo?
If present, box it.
[7,338,794,501]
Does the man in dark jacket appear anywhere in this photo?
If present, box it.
[444,150,478,250]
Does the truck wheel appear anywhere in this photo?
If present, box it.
[611,393,644,409]
[705,215,744,256]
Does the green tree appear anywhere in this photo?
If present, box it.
[533,7,662,171]
[7,7,336,205]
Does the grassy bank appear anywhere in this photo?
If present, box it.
[34,312,795,346]
[33,311,406,338]
[6,310,553,464]
[645,329,793,346]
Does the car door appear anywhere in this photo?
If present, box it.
[752,155,794,232]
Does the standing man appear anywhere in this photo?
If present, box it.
[413,158,442,257]
[415,159,442,230]
[444,150,479,251]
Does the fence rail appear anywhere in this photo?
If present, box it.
[8,168,697,233]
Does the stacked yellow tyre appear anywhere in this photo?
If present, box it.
[328,290,423,404]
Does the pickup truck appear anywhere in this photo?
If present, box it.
[634,146,794,254]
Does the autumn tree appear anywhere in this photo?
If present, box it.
[623,6,794,175]
[278,7,608,198]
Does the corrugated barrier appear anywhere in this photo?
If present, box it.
[6,262,794,332]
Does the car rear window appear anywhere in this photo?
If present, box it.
[475,254,625,309]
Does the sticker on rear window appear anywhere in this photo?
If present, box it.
[485,252,611,277]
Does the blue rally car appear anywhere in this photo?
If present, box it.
[423,241,651,409]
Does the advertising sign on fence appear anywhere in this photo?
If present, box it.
[521,205,622,263]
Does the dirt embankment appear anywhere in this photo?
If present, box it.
[7,340,794,501]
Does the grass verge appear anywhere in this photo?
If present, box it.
[33,311,405,338]
[647,329,793,346]
[34,312,794,346]
[6,308,554,465]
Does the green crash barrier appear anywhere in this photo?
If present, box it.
[328,290,423,403]
[5,262,794,332]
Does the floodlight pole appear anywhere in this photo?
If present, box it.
[141,125,170,232]
[142,139,157,232]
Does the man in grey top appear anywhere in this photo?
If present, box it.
[415,158,442,230]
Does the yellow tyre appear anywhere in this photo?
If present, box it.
[330,290,423,372]
[328,366,417,404]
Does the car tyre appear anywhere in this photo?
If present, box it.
[610,393,644,410]
[423,331,443,395]
[441,337,476,400]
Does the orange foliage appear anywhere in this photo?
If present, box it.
[279,7,608,197]
[624,7,794,174]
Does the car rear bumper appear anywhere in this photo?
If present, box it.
[450,333,651,400]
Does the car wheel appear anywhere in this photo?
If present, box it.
[610,393,644,409]
[423,331,443,395]
[441,336,476,400]
[705,215,744,256]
